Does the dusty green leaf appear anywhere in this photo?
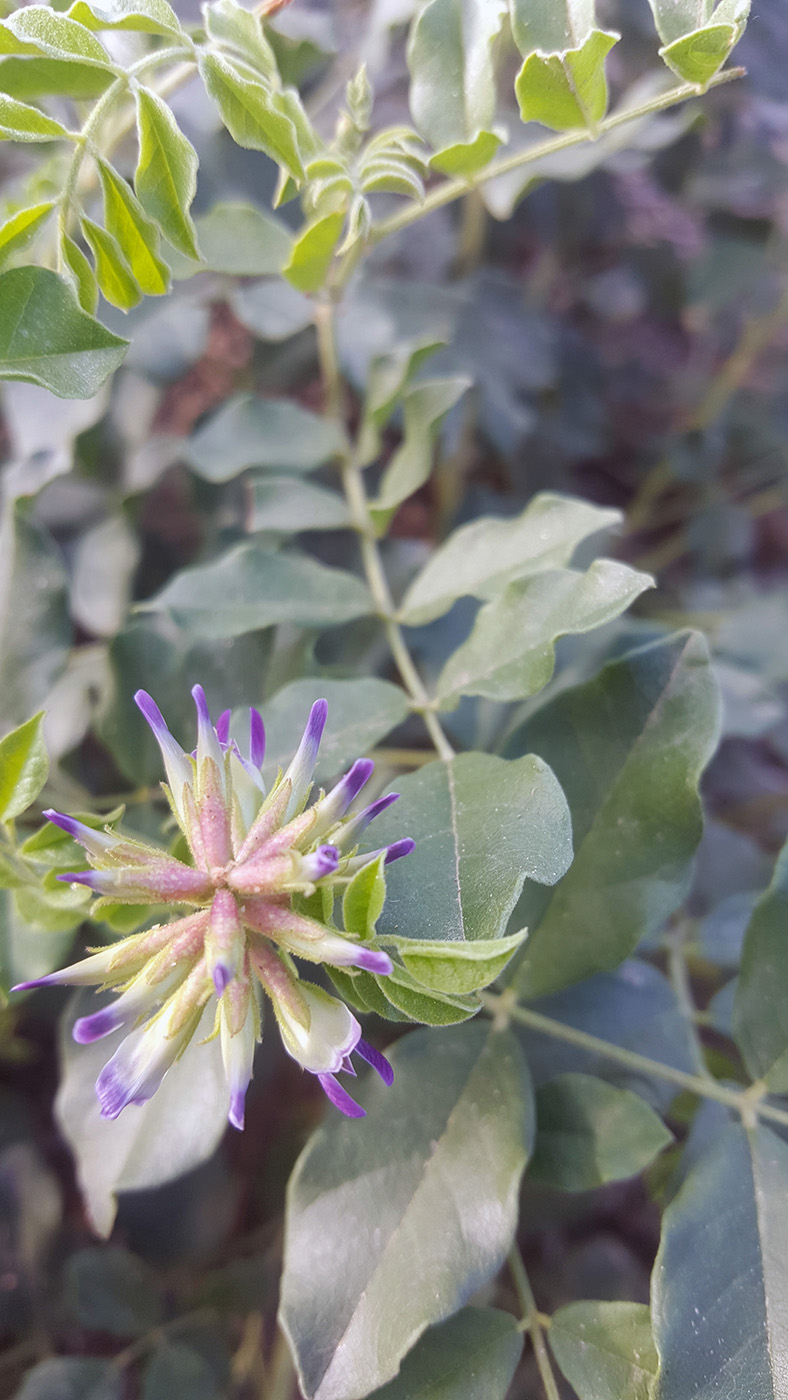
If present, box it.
[549,1301,658,1400]
[0,505,71,723]
[280,1024,533,1400]
[514,29,618,131]
[400,493,621,625]
[0,267,125,396]
[141,542,372,639]
[65,1246,162,1336]
[395,929,527,995]
[509,632,721,998]
[181,200,291,277]
[66,0,182,35]
[61,233,99,313]
[199,51,306,179]
[366,1308,523,1400]
[407,0,507,150]
[261,676,409,784]
[283,212,345,294]
[0,93,73,141]
[437,560,653,704]
[0,6,113,63]
[0,203,55,271]
[733,838,788,1091]
[184,394,342,481]
[429,129,503,177]
[530,1073,672,1190]
[248,475,351,533]
[369,375,470,528]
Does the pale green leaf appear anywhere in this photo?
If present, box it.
[204,0,277,77]
[248,475,351,533]
[429,129,503,177]
[0,266,127,397]
[135,87,199,260]
[399,493,621,625]
[283,211,345,294]
[733,838,788,1091]
[395,928,527,995]
[61,233,98,313]
[0,202,55,270]
[230,277,313,341]
[436,560,654,704]
[530,1073,672,1190]
[370,751,572,946]
[199,51,306,179]
[549,1301,658,1400]
[81,214,142,311]
[0,505,71,725]
[651,1122,788,1400]
[514,29,618,131]
[143,1343,222,1400]
[55,993,231,1236]
[0,55,113,101]
[181,200,291,278]
[509,632,722,999]
[407,0,507,150]
[0,93,73,141]
[0,712,48,822]
[509,0,600,53]
[369,375,470,527]
[0,6,112,63]
[280,1024,533,1400]
[645,0,749,47]
[659,23,742,85]
[65,1246,161,1336]
[98,160,170,296]
[13,1358,123,1400]
[261,676,409,784]
[184,395,342,481]
[140,542,372,639]
[366,1309,523,1400]
[66,0,182,35]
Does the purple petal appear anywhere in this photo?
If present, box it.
[56,870,102,890]
[303,698,328,752]
[191,683,213,731]
[303,844,339,880]
[341,1054,357,1076]
[318,1072,365,1118]
[362,792,399,824]
[354,947,393,976]
[12,973,61,992]
[73,1006,123,1044]
[385,838,415,865]
[134,690,171,744]
[229,1090,246,1131]
[249,709,265,768]
[356,1038,394,1086]
[215,709,231,745]
[96,1061,142,1119]
[332,758,375,813]
[213,964,232,995]
[42,810,82,839]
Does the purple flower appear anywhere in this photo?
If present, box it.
[16,690,412,1127]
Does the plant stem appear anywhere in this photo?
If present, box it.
[372,68,743,244]
[314,301,455,763]
[508,1244,561,1400]
[483,993,788,1130]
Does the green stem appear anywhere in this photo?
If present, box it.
[483,993,788,1130]
[508,1244,561,1400]
[314,301,455,763]
[371,67,744,245]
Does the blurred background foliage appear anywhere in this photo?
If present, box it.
[0,0,786,1396]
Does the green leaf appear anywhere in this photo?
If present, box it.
[0,712,48,822]
[399,493,621,626]
[0,266,127,396]
[436,560,654,705]
[530,1073,672,1190]
[429,129,503,177]
[141,542,372,639]
[0,93,73,141]
[659,23,744,85]
[65,1246,162,1336]
[395,928,527,995]
[182,200,292,277]
[509,0,601,52]
[55,993,231,1236]
[81,215,142,311]
[13,1358,123,1400]
[358,338,445,466]
[0,56,113,101]
[733,838,788,1091]
[508,632,721,999]
[283,211,345,294]
[0,506,71,725]
[61,233,99,313]
[0,886,81,992]
[645,0,748,46]
[229,277,313,340]
[280,1024,533,1400]
[370,751,572,946]
[98,160,170,296]
[248,475,351,533]
[66,0,182,36]
[184,394,342,481]
[261,677,409,785]
[199,51,307,179]
[651,1121,788,1400]
[366,1308,523,1400]
[203,0,277,79]
[135,87,199,260]
[0,6,113,64]
[343,853,386,942]
[514,29,618,132]
[0,203,55,270]
[143,1343,223,1400]
[549,1301,658,1400]
[407,0,507,150]
[369,376,470,529]
[370,962,480,1024]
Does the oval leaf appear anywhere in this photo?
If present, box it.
[0,266,127,396]
[0,711,48,822]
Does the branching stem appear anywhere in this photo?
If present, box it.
[483,993,788,1130]
[508,1244,561,1400]
[314,301,455,763]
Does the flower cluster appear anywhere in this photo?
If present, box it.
[15,688,413,1126]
